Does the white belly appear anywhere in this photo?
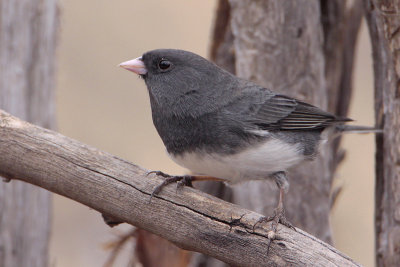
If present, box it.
[169,138,304,183]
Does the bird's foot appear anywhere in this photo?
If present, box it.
[146,171,194,200]
[253,206,295,231]
[253,206,296,254]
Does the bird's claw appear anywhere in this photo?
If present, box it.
[146,170,171,178]
[176,175,193,188]
[253,207,295,255]
[253,207,296,231]
[148,171,193,202]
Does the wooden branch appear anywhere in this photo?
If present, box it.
[0,109,360,267]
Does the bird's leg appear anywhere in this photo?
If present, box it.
[271,171,295,230]
[147,171,225,199]
[253,172,295,252]
[255,172,295,227]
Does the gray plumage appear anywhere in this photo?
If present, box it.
[118,48,377,232]
[139,49,348,167]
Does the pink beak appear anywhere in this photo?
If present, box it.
[119,57,147,75]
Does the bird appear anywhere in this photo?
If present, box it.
[119,49,377,234]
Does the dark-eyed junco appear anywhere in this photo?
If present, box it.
[119,49,374,233]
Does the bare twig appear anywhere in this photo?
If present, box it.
[103,228,137,267]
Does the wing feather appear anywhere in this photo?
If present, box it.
[243,93,350,131]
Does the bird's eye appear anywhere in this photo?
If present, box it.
[158,59,171,70]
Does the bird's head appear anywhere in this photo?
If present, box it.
[119,49,239,117]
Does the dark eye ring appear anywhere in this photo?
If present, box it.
[158,59,171,70]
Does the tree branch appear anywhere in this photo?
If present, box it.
[0,109,360,266]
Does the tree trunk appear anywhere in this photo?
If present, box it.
[364,0,400,266]
[0,1,59,266]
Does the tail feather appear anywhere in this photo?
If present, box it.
[335,124,383,134]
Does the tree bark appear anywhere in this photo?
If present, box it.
[364,0,400,266]
[0,109,361,267]
[0,1,58,266]
[208,0,363,245]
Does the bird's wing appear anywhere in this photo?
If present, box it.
[231,89,350,131]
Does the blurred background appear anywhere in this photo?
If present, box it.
[53,0,375,266]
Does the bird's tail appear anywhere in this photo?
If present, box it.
[335,124,383,134]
